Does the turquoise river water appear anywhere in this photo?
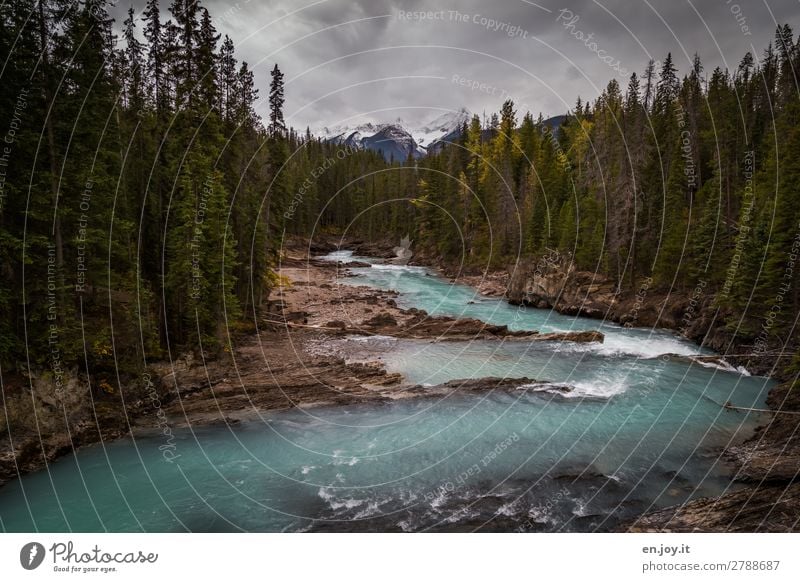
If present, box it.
[0,251,774,532]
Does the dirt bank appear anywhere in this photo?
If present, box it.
[0,241,591,488]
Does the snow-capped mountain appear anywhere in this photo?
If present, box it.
[317,108,471,162]
[360,124,423,163]
[322,121,380,147]
[319,119,422,162]
[410,107,471,151]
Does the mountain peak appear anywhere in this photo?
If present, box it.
[318,109,471,161]
[417,108,471,134]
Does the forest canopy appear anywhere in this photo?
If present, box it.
[1,0,798,377]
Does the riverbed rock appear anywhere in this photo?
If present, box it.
[729,440,800,482]
[507,254,619,318]
[531,330,604,343]
[0,367,156,488]
[725,379,800,482]
[624,482,800,532]
[343,309,605,343]
[391,377,539,400]
[338,260,371,268]
[363,312,398,328]
[349,240,397,258]
[285,311,309,323]
[308,239,338,253]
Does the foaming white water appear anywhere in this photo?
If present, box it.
[527,505,555,526]
[334,457,359,466]
[344,335,397,344]
[497,503,520,517]
[518,382,573,394]
[692,357,752,376]
[571,498,590,517]
[519,378,628,399]
[369,263,427,273]
[601,334,702,358]
[556,330,704,359]
[569,378,630,399]
[317,487,365,511]
[352,501,382,520]
[318,250,354,262]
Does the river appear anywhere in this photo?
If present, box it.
[0,252,774,532]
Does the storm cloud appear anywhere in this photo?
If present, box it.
[115,0,800,129]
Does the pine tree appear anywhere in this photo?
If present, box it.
[642,59,656,112]
[219,35,237,123]
[265,63,289,265]
[169,0,199,109]
[143,0,166,111]
[196,7,219,112]
[268,63,286,138]
[122,7,145,111]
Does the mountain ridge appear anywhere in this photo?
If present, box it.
[318,108,471,162]
[316,109,567,161]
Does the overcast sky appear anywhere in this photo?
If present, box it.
[115,0,800,130]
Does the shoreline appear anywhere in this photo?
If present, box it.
[0,243,601,489]
[1,239,796,532]
[409,249,785,380]
[401,240,800,531]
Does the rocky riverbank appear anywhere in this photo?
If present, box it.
[498,252,800,532]
[502,254,797,380]
[290,240,799,532]
[405,244,788,377]
[0,240,597,489]
[2,237,796,533]
[623,377,800,532]
[393,238,800,532]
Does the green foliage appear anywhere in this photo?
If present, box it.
[0,0,423,373]
[385,29,800,356]
[1,2,799,377]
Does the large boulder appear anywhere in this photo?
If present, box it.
[363,312,399,328]
[507,254,617,318]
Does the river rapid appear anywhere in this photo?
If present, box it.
[0,252,773,532]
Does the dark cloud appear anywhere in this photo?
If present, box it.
[114,0,800,129]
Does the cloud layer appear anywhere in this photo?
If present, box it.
[117,0,800,129]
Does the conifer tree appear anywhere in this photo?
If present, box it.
[268,63,286,138]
